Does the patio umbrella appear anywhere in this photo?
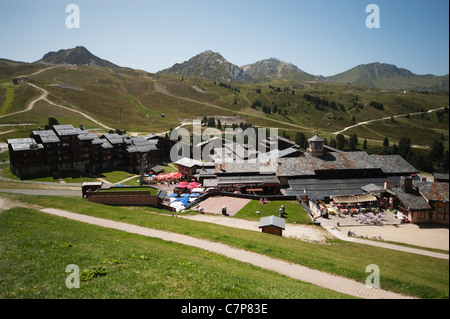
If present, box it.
[178,181,189,186]
[180,193,190,197]
[168,193,178,198]
[190,193,200,197]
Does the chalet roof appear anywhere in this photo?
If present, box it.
[276,152,418,177]
[174,157,214,168]
[368,155,417,174]
[415,181,449,203]
[7,138,43,151]
[77,132,97,141]
[259,215,285,230]
[103,133,125,144]
[53,125,78,136]
[32,130,60,143]
[126,144,158,153]
[258,147,301,162]
[391,187,432,211]
[217,173,280,186]
[308,134,325,142]
[286,176,403,200]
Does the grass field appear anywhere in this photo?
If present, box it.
[235,199,312,225]
[0,206,350,299]
[1,193,448,299]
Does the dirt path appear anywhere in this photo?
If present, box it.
[36,207,414,299]
[334,106,447,135]
[179,213,331,243]
[1,67,114,131]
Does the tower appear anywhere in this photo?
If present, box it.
[307,133,325,157]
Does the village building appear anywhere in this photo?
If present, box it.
[7,124,163,178]
[381,177,449,225]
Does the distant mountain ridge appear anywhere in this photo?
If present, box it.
[160,50,251,83]
[328,62,449,91]
[37,46,117,67]
[241,58,323,82]
[4,46,448,91]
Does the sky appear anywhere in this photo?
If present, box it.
[0,0,448,76]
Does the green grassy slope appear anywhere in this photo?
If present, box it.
[1,193,448,299]
[0,63,448,154]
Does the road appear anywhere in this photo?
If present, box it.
[334,106,447,135]
[1,66,114,131]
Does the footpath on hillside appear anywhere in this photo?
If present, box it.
[34,206,415,299]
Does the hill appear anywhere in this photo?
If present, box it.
[160,50,251,83]
[242,58,324,82]
[1,47,448,164]
[37,46,117,68]
[328,62,449,91]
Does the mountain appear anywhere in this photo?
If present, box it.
[37,46,117,67]
[160,50,251,83]
[241,58,324,82]
[328,62,449,91]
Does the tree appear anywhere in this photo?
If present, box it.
[45,117,59,130]
[430,139,444,162]
[217,119,222,130]
[398,137,412,159]
[383,137,389,147]
[295,132,307,149]
[363,139,368,149]
[443,150,449,172]
[349,134,358,151]
[336,134,346,150]
[207,117,215,127]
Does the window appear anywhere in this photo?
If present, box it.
[417,211,426,219]
[437,206,449,221]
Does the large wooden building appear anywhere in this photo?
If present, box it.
[7,125,163,178]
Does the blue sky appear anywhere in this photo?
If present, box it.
[0,0,448,76]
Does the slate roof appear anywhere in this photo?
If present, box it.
[308,134,325,142]
[391,187,432,211]
[286,176,403,200]
[7,138,43,151]
[126,144,158,153]
[32,130,60,143]
[276,152,417,177]
[367,155,417,174]
[103,133,125,145]
[53,125,79,136]
[217,173,280,186]
[415,181,449,203]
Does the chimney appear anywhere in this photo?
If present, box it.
[79,123,84,130]
[400,176,413,193]
[384,180,391,190]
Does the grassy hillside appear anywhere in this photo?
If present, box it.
[0,63,448,159]
[328,63,449,91]
[1,193,448,299]
[1,206,350,299]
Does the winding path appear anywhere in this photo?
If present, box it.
[37,206,415,299]
[0,66,114,131]
[334,106,447,135]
